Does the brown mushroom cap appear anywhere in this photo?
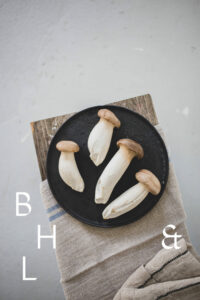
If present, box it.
[117,139,144,159]
[135,169,161,195]
[98,109,121,128]
[56,141,80,153]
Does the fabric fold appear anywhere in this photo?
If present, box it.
[114,239,200,300]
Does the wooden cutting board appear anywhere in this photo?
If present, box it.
[30,94,158,180]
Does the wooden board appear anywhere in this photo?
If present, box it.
[31,94,158,180]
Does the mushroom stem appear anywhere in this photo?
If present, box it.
[102,169,161,219]
[58,152,84,192]
[95,145,136,204]
[88,109,121,166]
[56,141,84,192]
[88,118,114,166]
[102,183,148,219]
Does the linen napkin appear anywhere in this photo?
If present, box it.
[114,238,200,300]
[40,126,198,299]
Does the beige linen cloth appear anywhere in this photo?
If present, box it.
[40,126,200,299]
[114,238,200,299]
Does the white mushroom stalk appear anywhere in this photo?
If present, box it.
[88,109,121,166]
[102,169,161,219]
[56,141,84,192]
[95,139,144,204]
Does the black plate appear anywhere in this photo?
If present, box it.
[46,105,169,227]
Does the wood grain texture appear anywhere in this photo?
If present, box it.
[31,94,158,180]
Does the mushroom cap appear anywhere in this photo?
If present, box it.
[98,109,121,128]
[135,169,161,195]
[56,141,80,153]
[117,139,144,159]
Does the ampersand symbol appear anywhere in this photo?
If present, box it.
[162,224,182,249]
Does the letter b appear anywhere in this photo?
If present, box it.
[16,192,31,216]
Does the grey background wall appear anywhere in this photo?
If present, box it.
[0,1,200,299]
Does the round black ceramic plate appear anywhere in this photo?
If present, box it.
[46,105,169,228]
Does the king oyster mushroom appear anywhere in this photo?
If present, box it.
[56,141,84,192]
[95,139,144,204]
[88,109,121,166]
[102,169,161,219]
